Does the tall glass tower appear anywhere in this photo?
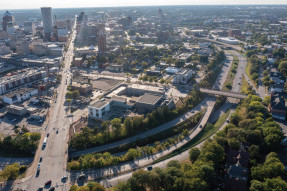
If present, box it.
[41,7,53,36]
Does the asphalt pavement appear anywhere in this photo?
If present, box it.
[16,23,77,191]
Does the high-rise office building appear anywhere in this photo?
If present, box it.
[41,7,53,38]
[2,11,14,31]
[24,21,36,35]
[98,30,106,53]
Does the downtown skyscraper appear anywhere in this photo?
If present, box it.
[41,7,53,38]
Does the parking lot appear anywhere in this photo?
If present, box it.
[0,101,50,136]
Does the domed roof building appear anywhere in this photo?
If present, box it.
[2,10,14,31]
[3,10,12,17]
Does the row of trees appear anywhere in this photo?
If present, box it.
[250,152,286,190]
[200,51,226,88]
[69,89,203,150]
[68,112,203,170]
[111,95,287,191]
[206,50,226,70]
[0,132,41,154]
[75,93,287,190]
[213,94,286,190]
[248,55,260,85]
[69,181,105,191]
[112,139,225,191]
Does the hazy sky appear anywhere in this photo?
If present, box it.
[1,0,287,9]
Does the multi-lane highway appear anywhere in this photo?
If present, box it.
[16,24,77,191]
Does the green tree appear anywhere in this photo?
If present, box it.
[279,61,287,76]
[112,181,131,191]
[124,149,141,160]
[66,91,73,99]
[0,163,20,180]
[184,178,209,191]
[167,160,181,169]
[76,186,89,191]
[200,142,225,165]
[124,117,133,134]
[249,145,260,160]
[262,177,287,191]
[250,180,264,191]
[228,138,240,150]
[72,90,80,99]
[189,147,200,163]
[69,185,79,191]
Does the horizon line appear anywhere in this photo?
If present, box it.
[1,3,287,11]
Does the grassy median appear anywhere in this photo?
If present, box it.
[223,53,239,92]
[152,110,230,164]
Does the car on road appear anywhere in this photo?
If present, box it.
[199,125,203,128]
[45,180,52,185]
[62,175,68,179]
[47,133,50,137]
[56,130,59,134]
[39,157,42,163]
[37,163,41,171]
[78,174,86,179]
[147,166,153,171]
[226,119,229,123]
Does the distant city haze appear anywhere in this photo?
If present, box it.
[1,0,287,9]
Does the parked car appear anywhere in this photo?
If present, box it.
[147,166,153,171]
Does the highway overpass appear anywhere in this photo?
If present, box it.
[200,88,248,99]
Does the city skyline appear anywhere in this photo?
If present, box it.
[1,0,287,10]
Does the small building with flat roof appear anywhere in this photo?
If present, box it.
[71,82,92,94]
[7,105,27,116]
[3,88,38,104]
[136,93,163,112]
[88,100,110,119]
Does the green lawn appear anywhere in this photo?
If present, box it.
[223,53,239,92]
[153,110,230,163]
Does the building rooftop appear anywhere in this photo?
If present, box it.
[129,84,164,93]
[3,11,12,17]
[91,100,109,108]
[4,88,36,98]
[7,104,25,110]
[136,93,162,105]
[0,69,46,86]
[74,57,83,61]
[72,82,91,88]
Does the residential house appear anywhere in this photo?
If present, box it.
[269,93,286,120]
